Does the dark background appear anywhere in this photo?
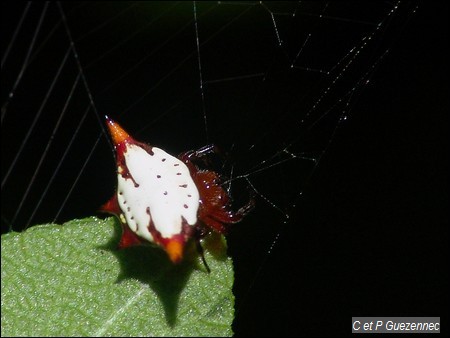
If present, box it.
[231,3,449,336]
[1,1,448,336]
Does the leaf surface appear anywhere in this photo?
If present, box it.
[1,217,234,336]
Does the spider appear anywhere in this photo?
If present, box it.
[100,116,253,272]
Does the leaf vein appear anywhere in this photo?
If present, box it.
[94,287,146,336]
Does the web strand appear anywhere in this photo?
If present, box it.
[0,2,420,298]
[193,1,209,143]
[1,2,31,70]
[1,2,48,123]
[12,72,81,226]
[1,44,72,189]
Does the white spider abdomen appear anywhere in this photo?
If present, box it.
[117,144,199,242]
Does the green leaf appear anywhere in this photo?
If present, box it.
[1,217,234,336]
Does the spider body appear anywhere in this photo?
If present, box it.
[101,117,252,268]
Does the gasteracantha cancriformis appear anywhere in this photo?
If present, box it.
[101,116,253,271]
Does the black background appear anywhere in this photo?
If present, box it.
[1,1,448,336]
[231,2,448,336]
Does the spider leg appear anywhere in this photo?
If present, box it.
[202,196,255,225]
[195,237,211,273]
[181,144,218,160]
[179,144,222,170]
[192,144,218,157]
[236,196,256,217]
[199,214,228,234]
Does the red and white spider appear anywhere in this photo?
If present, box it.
[101,116,253,271]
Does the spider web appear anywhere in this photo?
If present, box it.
[3,1,447,336]
[1,1,404,231]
